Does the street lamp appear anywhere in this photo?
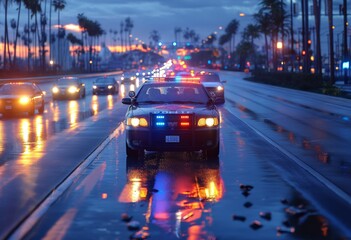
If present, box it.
[49,60,54,72]
[277,41,284,71]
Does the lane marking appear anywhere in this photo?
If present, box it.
[8,124,124,240]
[224,106,351,204]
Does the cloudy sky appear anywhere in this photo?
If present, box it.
[2,0,347,50]
[64,0,258,45]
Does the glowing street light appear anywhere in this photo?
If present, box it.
[277,41,283,49]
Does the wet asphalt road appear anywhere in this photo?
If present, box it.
[1,71,351,239]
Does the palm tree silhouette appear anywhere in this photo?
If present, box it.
[53,0,65,69]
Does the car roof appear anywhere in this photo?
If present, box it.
[3,82,34,85]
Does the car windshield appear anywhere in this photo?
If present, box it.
[136,83,209,104]
[57,78,79,85]
[95,78,114,83]
[199,74,220,82]
[0,84,34,95]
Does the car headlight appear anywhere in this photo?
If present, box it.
[217,86,224,91]
[108,85,113,89]
[127,117,148,127]
[52,86,59,93]
[121,77,125,80]
[93,85,97,89]
[197,117,219,127]
[19,96,31,105]
[68,86,78,93]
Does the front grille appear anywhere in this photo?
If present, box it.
[205,87,217,92]
[151,113,193,130]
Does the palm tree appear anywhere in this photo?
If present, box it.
[327,0,334,83]
[312,0,322,76]
[257,0,288,71]
[149,30,160,51]
[23,0,42,71]
[242,24,260,45]
[120,21,124,52]
[2,0,11,69]
[236,40,255,71]
[183,28,197,44]
[77,14,104,71]
[67,32,82,69]
[53,0,65,26]
[53,0,65,68]
[12,0,23,69]
[254,10,271,70]
[242,24,261,70]
[125,17,133,51]
[224,19,239,59]
[204,33,217,46]
[174,27,182,45]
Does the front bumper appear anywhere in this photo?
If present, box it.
[0,101,33,114]
[93,87,114,94]
[126,127,219,152]
[52,92,79,99]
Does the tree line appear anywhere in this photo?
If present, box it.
[0,0,138,73]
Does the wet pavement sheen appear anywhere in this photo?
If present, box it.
[24,107,347,239]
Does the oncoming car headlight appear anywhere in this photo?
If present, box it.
[93,85,97,89]
[68,86,78,93]
[52,86,59,93]
[197,117,219,127]
[108,85,113,89]
[217,86,224,91]
[19,96,31,105]
[127,117,148,127]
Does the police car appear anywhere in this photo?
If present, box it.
[122,76,220,158]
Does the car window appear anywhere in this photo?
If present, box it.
[200,75,220,82]
[57,78,79,84]
[136,83,209,103]
[96,78,114,83]
[0,84,34,94]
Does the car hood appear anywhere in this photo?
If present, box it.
[201,82,223,88]
[94,83,112,86]
[55,84,78,88]
[130,103,217,116]
[0,94,31,99]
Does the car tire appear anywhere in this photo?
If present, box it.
[126,143,142,158]
[38,101,45,114]
[28,104,35,116]
[206,143,219,158]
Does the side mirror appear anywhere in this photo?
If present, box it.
[122,97,132,105]
[221,80,227,83]
[129,91,136,98]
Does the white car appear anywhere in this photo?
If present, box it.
[197,72,226,104]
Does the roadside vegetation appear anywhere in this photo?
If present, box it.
[246,70,350,99]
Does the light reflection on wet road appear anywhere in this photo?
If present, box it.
[24,107,346,239]
[0,77,125,165]
[1,72,351,239]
